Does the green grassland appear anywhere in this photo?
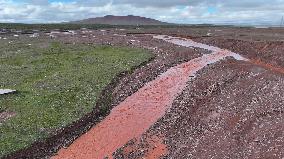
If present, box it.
[0,36,152,157]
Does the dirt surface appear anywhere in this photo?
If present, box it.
[115,59,284,158]
[113,30,284,158]
[126,26,284,41]
[52,36,247,159]
[2,27,284,158]
[0,111,16,124]
[193,37,284,68]
[3,29,202,158]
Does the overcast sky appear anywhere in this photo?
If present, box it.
[0,0,284,25]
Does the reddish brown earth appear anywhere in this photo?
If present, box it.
[114,134,168,159]
[115,61,284,158]
[53,36,247,158]
[109,33,284,158]
[193,37,284,68]
[51,31,284,158]
[250,59,284,74]
[4,27,284,158]
[112,36,284,158]
[4,28,206,159]
[143,135,168,159]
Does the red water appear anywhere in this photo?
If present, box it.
[53,36,246,159]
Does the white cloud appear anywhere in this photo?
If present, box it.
[0,0,283,25]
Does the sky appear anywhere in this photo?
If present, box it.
[0,0,284,25]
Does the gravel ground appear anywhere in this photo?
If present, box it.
[108,29,284,158]
[3,29,204,158]
[39,30,284,158]
[193,37,284,68]
[3,28,284,158]
[55,30,205,107]
[114,59,284,158]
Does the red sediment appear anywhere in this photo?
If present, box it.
[144,135,168,159]
[52,50,244,159]
[116,135,168,159]
[250,59,284,74]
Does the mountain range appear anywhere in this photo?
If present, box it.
[69,15,170,25]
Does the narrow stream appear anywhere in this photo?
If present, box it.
[53,35,247,159]
[154,35,248,61]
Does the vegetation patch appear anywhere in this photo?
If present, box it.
[0,38,152,157]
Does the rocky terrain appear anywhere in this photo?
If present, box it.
[2,26,284,158]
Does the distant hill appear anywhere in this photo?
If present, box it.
[69,15,170,25]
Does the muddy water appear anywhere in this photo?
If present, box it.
[154,35,248,61]
[154,35,284,74]
[53,36,247,159]
[154,35,221,52]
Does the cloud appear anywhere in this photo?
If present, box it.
[27,0,48,5]
[0,0,283,25]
